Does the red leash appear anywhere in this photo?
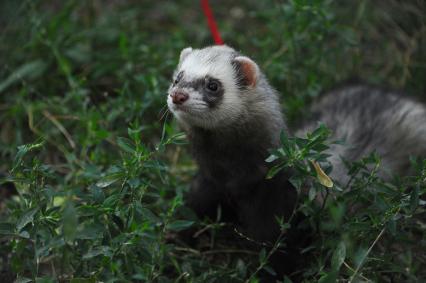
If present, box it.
[201,0,224,45]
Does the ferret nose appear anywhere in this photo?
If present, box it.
[171,91,189,105]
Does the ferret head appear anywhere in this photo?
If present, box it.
[167,45,262,130]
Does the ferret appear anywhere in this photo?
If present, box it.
[167,45,297,243]
[166,45,426,277]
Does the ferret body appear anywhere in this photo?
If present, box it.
[166,45,426,278]
[167,45,297,242]
[297,84,426,184]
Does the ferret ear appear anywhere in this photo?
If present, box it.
[232,56,259,88]
[179,47,193,62]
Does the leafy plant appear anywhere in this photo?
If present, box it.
[266,125,426,281]
[1,0,425,282]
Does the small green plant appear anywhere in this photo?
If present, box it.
[265,125,426,282]
[1,130,192,281]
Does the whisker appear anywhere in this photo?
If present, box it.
[158,104,169,118]
[159,107,170,122]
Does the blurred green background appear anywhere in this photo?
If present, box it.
[0,1,425,282]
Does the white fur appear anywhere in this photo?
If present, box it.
[179,47,193,62]
[168,46,246,129]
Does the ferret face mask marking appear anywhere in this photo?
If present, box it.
[167,45,258,129]
[170,71,224,107]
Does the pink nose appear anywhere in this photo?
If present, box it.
[171,91,189,105]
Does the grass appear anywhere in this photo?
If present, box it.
[0,0,425,282]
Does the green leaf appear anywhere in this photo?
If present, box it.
[117,137,135,154]
[410,184,420,213]
[76,224,104,240]
[308,186,317,201]
[62,201,78,242]
[88,185,105,203]
[96,174,121,188]
[168,132,187,145]
[127,178,140,189]
[36,238,65,258]
[266,163,285,179]
[0,60,47,94]
[280,130,290,149]
[140,207,160,223]
[12,140,45,171]
[103,193,121,207]
[166,220,194,231]
[310,123,329,138]
[19,231,30,239]
[318,271,338,283]
[331,241,346,271]
[15,277,32,283]
[16,208,38,232]
[83,246,113,260]
[265,154,279,163]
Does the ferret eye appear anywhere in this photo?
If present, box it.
[173,71,183,86]
[206,81,219,92]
